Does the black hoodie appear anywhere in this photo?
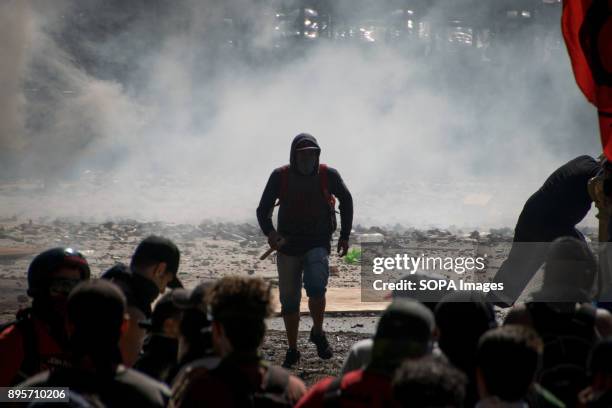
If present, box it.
[256,133,353,256]
[513,155,600,241]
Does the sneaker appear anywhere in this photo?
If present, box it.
[309,329,333,359]
[282,348,301,368]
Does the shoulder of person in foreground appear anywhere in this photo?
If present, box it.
[595,307,612,337]
[0,322,26,386]
[170,362,217,408]
[17,370,51,387]
[114,366,171,407]
[341,338,373,374]
[275,365,307,404]
[503,304,532,327]
[295,376,336,408]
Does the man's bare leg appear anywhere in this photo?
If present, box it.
[283,311,300,350]
[309,296,326,334]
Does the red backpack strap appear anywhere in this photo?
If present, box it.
[319,164,335,207]
[278,165,290,205]
[319,164,330,199]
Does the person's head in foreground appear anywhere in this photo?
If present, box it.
[476,325,543,406]
[392,355,467,408]
[139,290,184,338]
[209,276,273,356]
[67,279,128,372]
[435,291,497,407]
[22,280,171,407]
[369,299,435,373]
[536,236,597,304]
[170,276,306,407]
[27,247,91,328]
[174,281,214,360]
[131,235,182,293]
[435,291,496,372]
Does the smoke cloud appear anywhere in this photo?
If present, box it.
[0,0,601,229]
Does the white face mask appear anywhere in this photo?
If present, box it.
[296,155,317,175]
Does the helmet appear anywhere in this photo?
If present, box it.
[27,247,91,297]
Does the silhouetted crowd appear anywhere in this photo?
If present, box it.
[1,233,612,408]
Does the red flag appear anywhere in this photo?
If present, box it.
[562,0,612,159]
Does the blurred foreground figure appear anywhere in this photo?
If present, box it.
[392,355,467,408]
[257,133,353,368]
[171,276,306,407]
[297,299,435,408]
[135,282,218,385]
[103,235,183,366]
[20,280,170,407]
[579,338,612,407]
[490,155,600,306]
[505,237,612,406]
[134,290,183,383]
[166,281,217,384]
[435,291,497,407]
[0,248,90,385]
[476,325,544,408]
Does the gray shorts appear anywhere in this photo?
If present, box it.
[277,247,329,315]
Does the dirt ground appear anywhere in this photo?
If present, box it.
[0,218,595,384]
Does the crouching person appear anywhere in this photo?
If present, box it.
[171,276,306,407]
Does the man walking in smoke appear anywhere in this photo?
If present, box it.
[257,133,353,367]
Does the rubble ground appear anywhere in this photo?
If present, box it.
[0,219,595,384]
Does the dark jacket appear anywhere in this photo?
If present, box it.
[134,334,178,383]
[514,155,600,241]
[256,134,353,256]
[21,366,170,408]
[171,353,300,408]
[101,264,159,318]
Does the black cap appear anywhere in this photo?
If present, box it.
[131,236,182,289]
[139,282,214,331]
[171,281,213,311]
[27,247,91,297]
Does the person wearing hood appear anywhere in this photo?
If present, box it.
[256,133,354,367]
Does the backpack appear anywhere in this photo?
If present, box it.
[0,309,40,385]
[528,303,598,406]
[278,163,338,233]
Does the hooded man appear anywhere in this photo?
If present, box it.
[256,133,354,367]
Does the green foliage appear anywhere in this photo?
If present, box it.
[344,248,361,264]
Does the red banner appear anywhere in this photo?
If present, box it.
[562,0,612,158]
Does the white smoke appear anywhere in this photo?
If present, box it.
[0,0,601,229]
